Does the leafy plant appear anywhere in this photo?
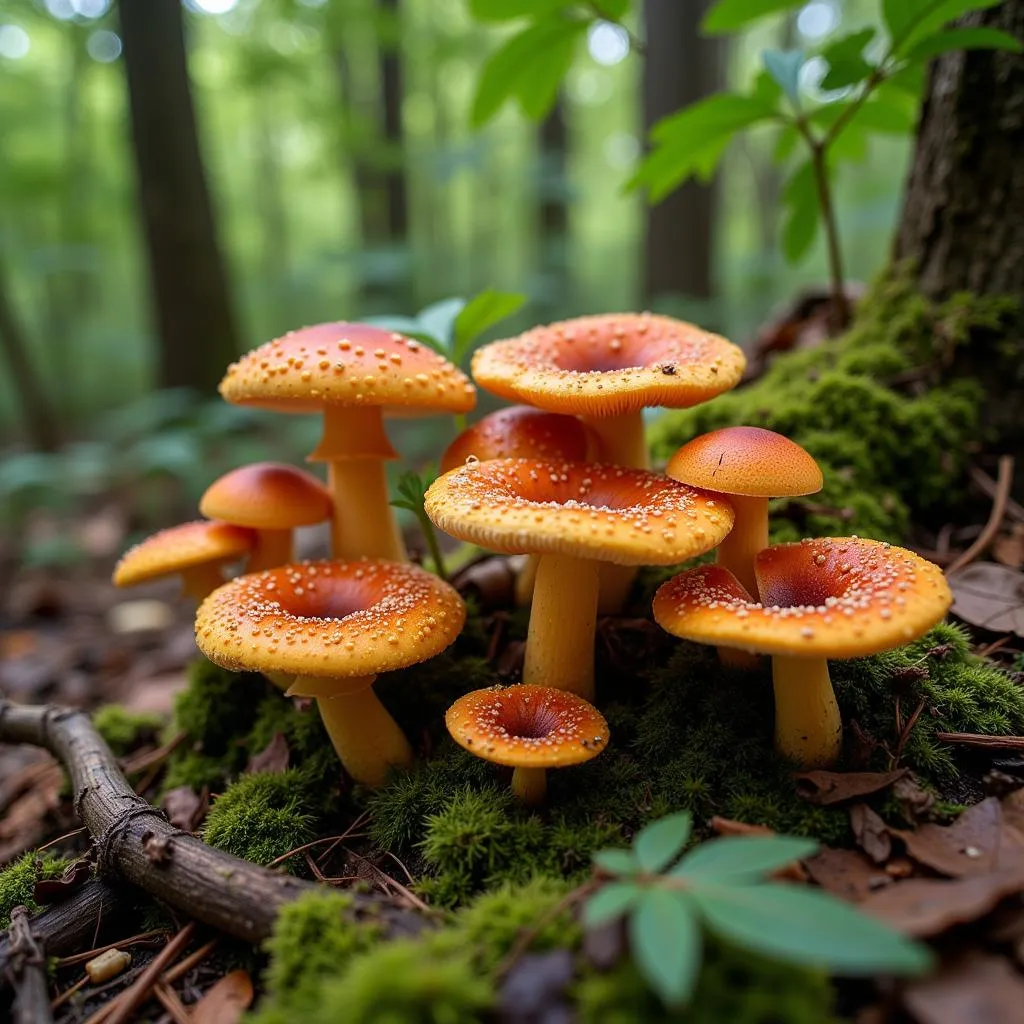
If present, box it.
[583,812,932,1007]
[391,464,447,580]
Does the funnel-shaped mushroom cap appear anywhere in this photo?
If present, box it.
[446,684,609,768]
[219,323,476,416]
[440,406,592,474]
[667,426,823,497]
[471,313,745,417]
[653,537,952,658]
[113,521,255,587]
[200,462,332,529]
[195,559,466,678]
[425,458,734,566]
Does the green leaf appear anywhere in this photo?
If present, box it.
[591,0,630,19]
[886,0,1003,55]
[673,836,818,883]
[583,882,642,928]
[361,315,447,355]
[703,0,804,34]
[417,297,466,348]
[819,28,876,90]
[629,890,701,1006]
[593,848,639,876]
[781,161,819,262]
[468,0,565,21]
[633,812,692,873]
[471,19,587,127]
[763,49,804,108]
[773,122,800,161]
[693,883,935,975]
[904,26,1023,62]
[453,289,526,361]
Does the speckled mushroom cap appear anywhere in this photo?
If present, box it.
[424,458,735,565]
[653,537,952,658]
[200,462,332,529]
[445,684,609,768]
[219,323,476,416]
[440,406,592,474]
[666,427,823,497]
[471,313,745,417]
[195,559,466,679]
[113,521,255,587]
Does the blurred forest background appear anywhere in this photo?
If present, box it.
[0,0,913,563]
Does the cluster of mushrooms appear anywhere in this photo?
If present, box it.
[113,314,953,804]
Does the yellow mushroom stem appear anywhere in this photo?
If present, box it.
[770,655,842,768]
[715,494,768,599]
[514,555,540,607]
[580,411,649,469]
[288,674,413,787]
[511,766,547,805]
[180,564,229,604]
[307,405,407,562]
[523,553,599,702]
[248,529,293,573]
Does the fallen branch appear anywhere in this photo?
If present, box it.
[934,732,1024,750]
[5,906,53,1024]
[946,455,1015,575]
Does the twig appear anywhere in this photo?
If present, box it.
[5,906,53,1024]
[105,921,195,1024]
[946,455,1015,574]
[50,974,87,1010]
[57,928,167,968]
[970,463,1024,524]
[154,981,193,1024]
[934,732,1024,750]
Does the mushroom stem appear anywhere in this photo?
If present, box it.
[325,460,407,562]
[511,767,547,805]
[249,529,293,573]
[180,565,227,604]
[524,554,599,701]
[580,411,649,469]
[514,555,540,607]
[715,494,768,599]
[771,656,842,768]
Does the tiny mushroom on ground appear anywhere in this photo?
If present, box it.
[445,683,609,805]
[425,457,734,702]
[652,537,952,768]
[200,462,333,572]
[218,323,476,561]
[113,521,255,603]
[194,559,466,787]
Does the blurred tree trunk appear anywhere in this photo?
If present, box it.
[254,96,289,303]
[641,0,723,306]
[117,0,239,392]
[537,95,569,310]
[379,0,408,242]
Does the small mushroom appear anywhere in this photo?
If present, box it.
[426,458,733,702]
[445,683,609,804]
[200,462,332,572]
[652,537,952,768]
[113,521,255,603]
[194,559,465,787]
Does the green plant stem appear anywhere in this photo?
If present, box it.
[807,138,848,334]
[421,517,448,582]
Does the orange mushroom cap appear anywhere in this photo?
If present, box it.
[200,462,332,530]
[219,323,476,416]
[471,313,745,417]
[439,406,592,475]
[653,537,952,659]
[194,559,466,679]
[424,458,735,565]
[445,684,609,769]
[113,521,255,587]
[666,427,823,497]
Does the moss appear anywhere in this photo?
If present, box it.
[91,705,163,757]
[0,854,72,929]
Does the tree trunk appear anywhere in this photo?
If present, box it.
[117,0,240,392]
[379,0,408,242]
[641,0,723,306]
[537,95,569,310]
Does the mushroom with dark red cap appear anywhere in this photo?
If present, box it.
[113,521,255,603]
[426,458,734,702]
[653,537,952,768]
[219,324,476,561]
[445,683,609,804]
[194,559,466,786]
[200,462,332,572]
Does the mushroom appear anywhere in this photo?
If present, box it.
[194,559,466,787]
[445,683,609,804]
[219,323,476,561]
[440,407,597,605]
[425,458,734,702]
[666,427,823,598]
[652,537,952,768]
[200,462,332,572]
[113,521,255,603]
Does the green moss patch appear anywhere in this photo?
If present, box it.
[91,705,164,758]
[0,853,72,929]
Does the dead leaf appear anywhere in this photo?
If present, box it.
[993,524,1024,569]
[948,562,1024,637]
[160,786,208,833]
[452,556,516,609]
[795,769,907,805]
[892,774,936,823]
[804,847,892,902]
[191,969,254,1024]
[903,953,1024,1024]
[34,858,92,904]
[859,868,1024,937]
[0,764,63,862]
[246,732,290,775]
[851,803,892,864]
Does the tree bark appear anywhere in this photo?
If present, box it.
[537,95,570,309]
[117,0,240,392]
[641,0,723,305]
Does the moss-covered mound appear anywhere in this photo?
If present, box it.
[0,853,72,929]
